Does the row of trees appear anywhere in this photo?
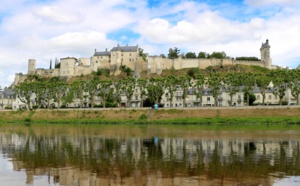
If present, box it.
[166,47,228,59]
[166,47,260,61]
[14,69,300,109]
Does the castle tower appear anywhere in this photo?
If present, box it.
[59,57,76,76]
[28,59,36,75]
[260,39,272,69]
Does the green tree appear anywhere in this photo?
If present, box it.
[198,52,206,58]
[14,82,34,109]
[62,90,74,108]
[159,54,166,58]
[70,80,86,108]
[240,73,255,106]
[185,52,196,58]
[112,81,122,107]
[53,80,68,109]
[288,69,300,105]
[207,72,223,106]
[177,76,192,107]
[270,69,289,105]
[120,77,136,107]
[137,78,148,107]
[209,52,226,59]
[164,76,178,107]
[194,73,205,107]
[43,79,60,109]
[147,77,165,105]
[168,47,180,59]
[84,79,100,108]
[224,72,240,106]
[255,74,272,105]
[187,68,200,79]
[121,65,132,76]
[31,81,46,109]
[97,80,113,108]
[139,48,147,61]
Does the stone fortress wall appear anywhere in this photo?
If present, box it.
[13,40,275,85]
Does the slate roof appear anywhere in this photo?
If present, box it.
[261,39,270,48]
[94,51,111,56]
[111,45,138,52]
[1,88,16,98]
[252,86,273,93]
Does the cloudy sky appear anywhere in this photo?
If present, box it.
[1,0,300,87]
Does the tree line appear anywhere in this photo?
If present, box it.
[13,68,300,109]
[165,47,260,61]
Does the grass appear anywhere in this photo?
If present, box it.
[0,107,299,127]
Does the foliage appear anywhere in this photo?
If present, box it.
[55,63,60,69]
[97,80,113,108]
[255,74,272,105]
[185,52,197,58]
[269,69,289,105]
[207,72,223,106]
[236,57,259,61]
[168,47,180,59]
[139,114,148,120]
[147,77,165,104]
[240,73,255,106]
[208,52,227,59]
[244,93,256,105]
[121,65,132,76]
[159,54,166,58]
[224,72,240,106]
[198,52,207,58]
[139,48,147,61]
[187,68,201,79]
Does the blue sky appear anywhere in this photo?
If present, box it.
[1,0,300,87]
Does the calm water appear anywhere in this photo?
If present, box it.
[0,124,300,186]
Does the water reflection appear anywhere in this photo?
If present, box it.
[0,124,300,186]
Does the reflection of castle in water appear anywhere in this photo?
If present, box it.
[1,132,300,186]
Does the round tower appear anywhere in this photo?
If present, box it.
[260,39,272,69]
[28,59,36,75]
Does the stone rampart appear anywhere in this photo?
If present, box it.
[233,60,264,67]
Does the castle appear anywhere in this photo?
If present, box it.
[13,40,274,85]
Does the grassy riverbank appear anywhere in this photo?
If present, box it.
[0,107,299,125]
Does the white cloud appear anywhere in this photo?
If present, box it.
[244,0,300,6]
[136,10,263,45]
[33,6,83,24]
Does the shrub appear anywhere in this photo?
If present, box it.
[139,114,148,120]
[24,118,31,122]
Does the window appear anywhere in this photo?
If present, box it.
[207,97,210,101]
[135,96,138,100]
[269,95,272,100]
[257,95,260,99]
[129,53,131,56]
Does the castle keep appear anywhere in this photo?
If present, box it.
[14,40,274,84]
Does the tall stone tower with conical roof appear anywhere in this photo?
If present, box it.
[260,39,272,69]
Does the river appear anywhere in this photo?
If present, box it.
[0,124,299,186]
